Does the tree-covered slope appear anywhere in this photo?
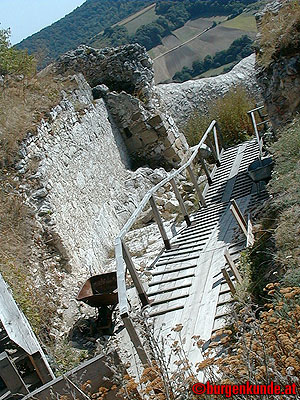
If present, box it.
[15,0,153,67]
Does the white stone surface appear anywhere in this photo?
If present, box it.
[154,54,260,127]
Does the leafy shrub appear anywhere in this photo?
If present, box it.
[184,86,255,147]
[0,28,36,76]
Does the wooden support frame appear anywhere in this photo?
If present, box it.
[122,241,150,307]
[29,352,53,385]
[213,125,221,165]
[246,214,254,248]
[0,351,29,397]
[224,248,242,284]
[187,165,207,207]
[170,178,191,226]
[206,135,220,167]
[221,268,236,295]
[122,315,151,367]
[199,155,213,185]
[248,109,263,159]
[149,196,171,250]
[230,199,248,237]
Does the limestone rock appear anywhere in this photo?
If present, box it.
[155,54,261,128]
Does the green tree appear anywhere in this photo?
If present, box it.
[0,28,36,76]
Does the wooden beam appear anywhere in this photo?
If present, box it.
[206,135,220,167]
[0,352,29,397]
[0,273,55,381]
[213,125,221,165]
[122,315,151,367]
[230,199,248,237]
[170,178,191,226]
[186,165,206,207]
[221,268,236,295]
[199,155,213,185]
[224,249,242,284]
[249,111,263,159]
[149,196,171,250]
[122,241,150,307]
[215,121,226,150]
[29,352,53,385]
[246,214,254,248]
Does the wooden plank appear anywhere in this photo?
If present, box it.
[0,274,55,380]
[221,268,236,294]
[247,215,255,247]
[122,316,150,366]
[187,165,206,207]
[29,352,53,385]
[0,352,29,396]
[122,241,150,307]
[224,248,242,284]
[230,199,248,237]
[147,283,192,297]
[170,178,191,226]
[149,196,171,250]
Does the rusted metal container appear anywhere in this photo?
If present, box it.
[76,272,118,308]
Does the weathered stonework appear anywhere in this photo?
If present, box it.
[104,91,188,169]
[55,44,190,170]
[154,54,261,128]
[55,44,154,102]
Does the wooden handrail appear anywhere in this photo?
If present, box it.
[114,120,223,363]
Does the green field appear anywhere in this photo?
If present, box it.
[122,5,157,35]
[221,13,257,32]
[197,62,236,78]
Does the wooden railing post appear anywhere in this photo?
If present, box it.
[199,155,213,185]
[224,248,242,284]
[149,196,171,250]
[213,125,221,165]
[170,178,191,227]
[122,315,151,366]
[215,121,226,150]
[122,241,150,307]
[246,214,254,248]
[187,165,207,207]
[230,199,248,237]
[249,111,263,159]
[221,268,236,295]
[206,135,220,167]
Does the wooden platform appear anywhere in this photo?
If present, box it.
[146,139,269,362]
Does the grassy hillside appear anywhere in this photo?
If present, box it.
[15,0,264,79]
[15,0,153,68]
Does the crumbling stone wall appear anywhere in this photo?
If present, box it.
[55,44,189,169]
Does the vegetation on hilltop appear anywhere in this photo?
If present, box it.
[15,0,153,68]
[15,0,258,68]
[0,28,36,76]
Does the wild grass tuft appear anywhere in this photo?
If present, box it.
[257,0,300,67]
[184,86,255,147]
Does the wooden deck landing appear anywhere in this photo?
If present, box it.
[146,139,269,359]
